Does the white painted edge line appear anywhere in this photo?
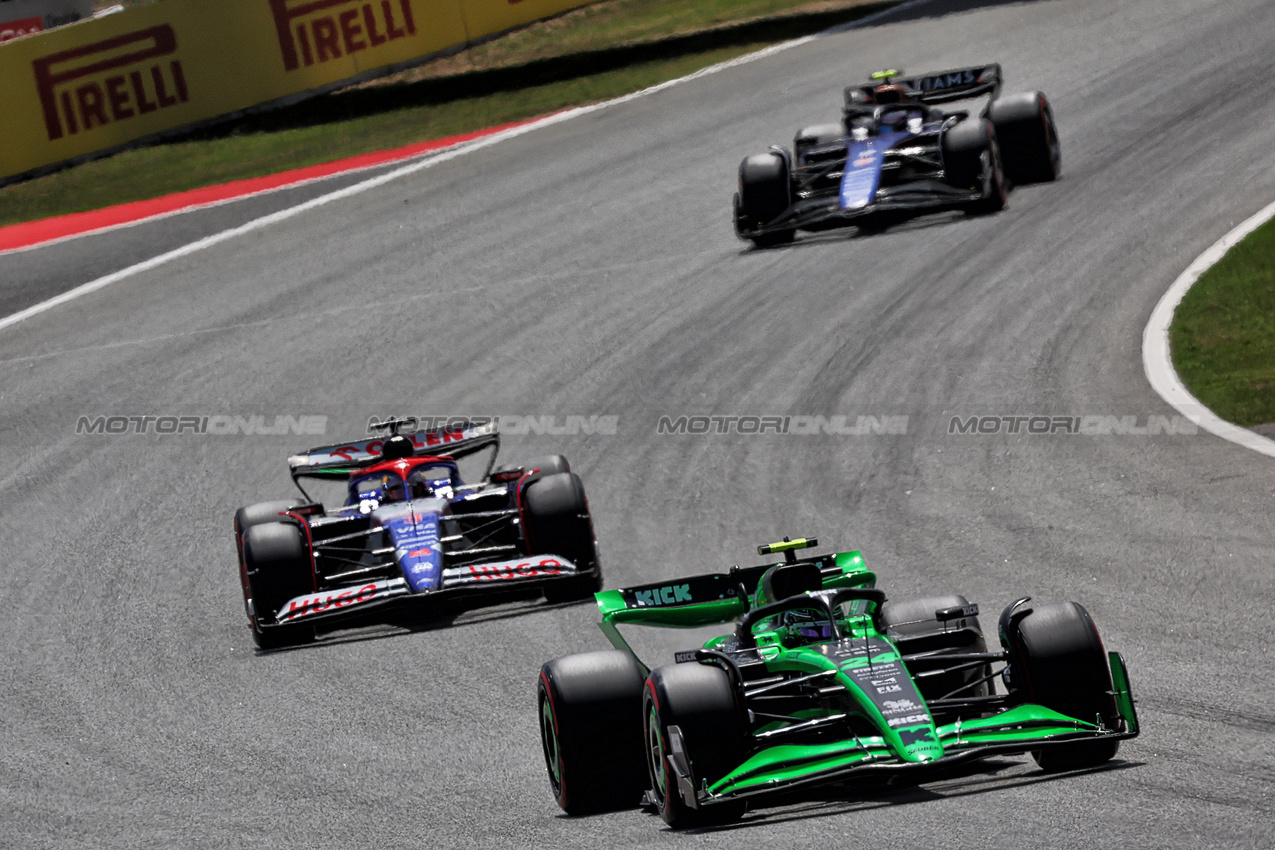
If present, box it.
[0,138,471,258]
[0,0,927,336]
[1142,198,1275,458]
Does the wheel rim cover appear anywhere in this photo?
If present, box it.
[540,696,562,791]
[646,707,667,798]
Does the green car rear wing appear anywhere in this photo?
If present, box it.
[594,548,876,671]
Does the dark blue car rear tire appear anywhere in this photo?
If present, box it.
[523,454,570,476]
[235,500,296,632]
[988,91,1060,185]
[234,500,295,559]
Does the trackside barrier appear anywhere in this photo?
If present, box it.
[0,0,596,182]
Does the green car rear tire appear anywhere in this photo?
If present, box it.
[537,650,647,814]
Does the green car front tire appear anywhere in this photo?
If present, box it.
[642,663,747,828]
[1010,602,1120,771]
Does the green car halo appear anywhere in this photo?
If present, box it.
[536,537,1138,828]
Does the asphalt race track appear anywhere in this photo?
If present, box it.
[3,0,1274,846]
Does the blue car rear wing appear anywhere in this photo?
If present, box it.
[287,420,500,482]
[845,63,1003,107]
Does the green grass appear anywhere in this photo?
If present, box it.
[2,0,887,226]
[1170,216,1275,427]
[429,0,879,67]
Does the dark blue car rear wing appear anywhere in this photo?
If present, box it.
[845,63,1003,107]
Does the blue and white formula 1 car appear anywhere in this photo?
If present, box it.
[733,64,1059,247]
[233,419,601,649]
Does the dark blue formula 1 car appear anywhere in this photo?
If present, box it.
[733,64,1060,247]
[233,419,601,649]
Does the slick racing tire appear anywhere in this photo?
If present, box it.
[988,91,1060,185]
[1007,602,1120,771]
[523,472,602,603]
[235,500,295,628]
[538,651,648,814]
[736,152,795,247]
[234,500,295,560]
[643,663,748,828]
[942,118,1007,215]
[241,521,316,650]
[881,594,991,701]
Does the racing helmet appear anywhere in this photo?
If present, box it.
[871,83,910,104]
[381,434,414,460]
[750,563,834,645]
[381,474,406,501]
[783,608,835,644]
[352,473,405,505]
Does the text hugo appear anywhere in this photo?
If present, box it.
[464,559,566,581]
[289,583,379,615]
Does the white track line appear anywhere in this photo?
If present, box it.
[1142,198,1275,458]
[0,0,926,336]
[0,145,470,258]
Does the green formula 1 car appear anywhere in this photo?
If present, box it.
[536,537,1138,828]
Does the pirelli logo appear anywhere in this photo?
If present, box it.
[270,0,417,72]
[32,25,189,142]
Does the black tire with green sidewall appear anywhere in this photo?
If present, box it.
[643,663,748,828]
[537,650,647,814]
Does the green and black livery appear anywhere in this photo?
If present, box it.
[537,537,1138,827]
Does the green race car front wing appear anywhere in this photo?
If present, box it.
[660,651,1138,810]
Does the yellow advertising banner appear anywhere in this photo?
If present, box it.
[0,0,594,182]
